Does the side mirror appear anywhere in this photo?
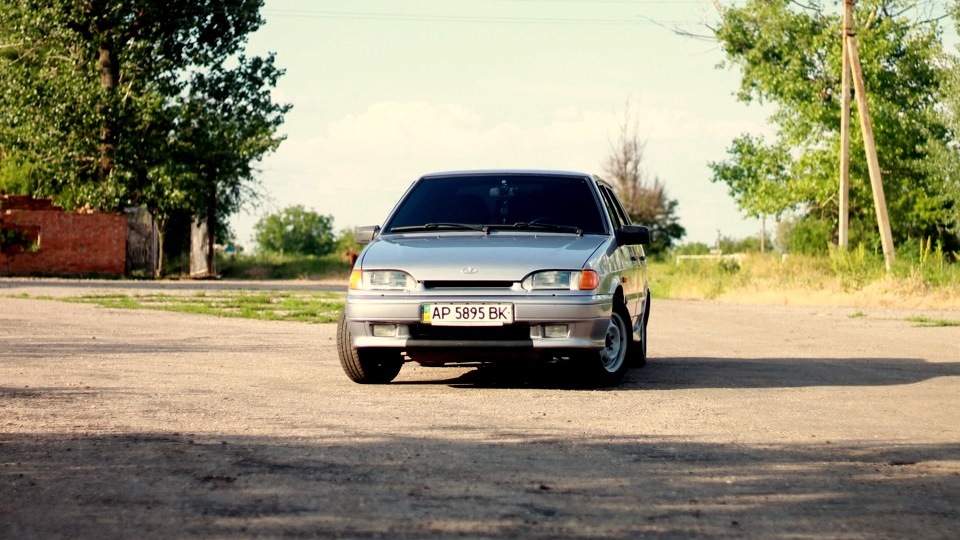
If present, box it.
[616,225,650,246]
[355,225,381,245]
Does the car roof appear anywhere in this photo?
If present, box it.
[419,169,597,181]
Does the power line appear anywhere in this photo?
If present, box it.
[260,7,705,26]
[318,0,704,4]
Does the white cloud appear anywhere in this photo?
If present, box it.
[232,100,769,248]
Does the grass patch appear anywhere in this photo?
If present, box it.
[63,294,142,309]
[905,316,960,327]
[848,311,867,319]
[52,291,344,324]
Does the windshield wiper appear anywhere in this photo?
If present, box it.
[493,222,583,236]
[390,223,487,233]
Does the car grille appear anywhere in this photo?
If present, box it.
[422,280,515,289]
[408,323,531,341]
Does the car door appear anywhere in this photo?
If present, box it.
[597,184,647,321]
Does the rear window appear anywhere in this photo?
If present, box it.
[385,174,607,234]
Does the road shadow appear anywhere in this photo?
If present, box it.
[632,356,960,390]
[394,361,615,390]
[394,355,960,391]
[2,431,958,539]
[0,338,223,359]
[0,386,101,400]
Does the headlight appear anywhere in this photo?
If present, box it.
[350,270,416,291]
[522,270,599,291]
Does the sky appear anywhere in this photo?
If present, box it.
[230,0,777,249]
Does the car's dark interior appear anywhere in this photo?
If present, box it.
[386,175,607,234]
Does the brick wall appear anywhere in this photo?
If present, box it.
[0,195,57,212]
[0,197,127,277]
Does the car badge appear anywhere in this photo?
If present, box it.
[461,266,479,275]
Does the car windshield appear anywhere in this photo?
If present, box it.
[384,174,607,235]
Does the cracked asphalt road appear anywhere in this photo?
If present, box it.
[1,281,959,539]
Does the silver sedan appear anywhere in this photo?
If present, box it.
[338,170,651,386]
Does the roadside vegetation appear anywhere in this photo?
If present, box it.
[649,241,960,310]
[0,1,289,276]
[217,252,352,281]
[709,1,960,257]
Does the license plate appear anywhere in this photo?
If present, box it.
[421,303,514,326]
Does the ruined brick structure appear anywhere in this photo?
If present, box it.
[0,195,127,276]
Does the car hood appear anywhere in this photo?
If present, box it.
[359,233,607,282]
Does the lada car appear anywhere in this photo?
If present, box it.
[337,170,651,386]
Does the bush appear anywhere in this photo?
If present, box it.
[780,217,833,255]
[901,237,956,288]
[828,244,878,291]
[670,242,712,256]
[254,206,336,256]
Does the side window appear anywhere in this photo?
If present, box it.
[599,186,630,229]
[609,189,633,226]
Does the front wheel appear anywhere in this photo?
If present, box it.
[582,305,633,386]
[336,313,403,384]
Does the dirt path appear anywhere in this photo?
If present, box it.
[1,287,958,538]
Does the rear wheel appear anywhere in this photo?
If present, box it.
[583,304,632,386]
[336,313,403,384]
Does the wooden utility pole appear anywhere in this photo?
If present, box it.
[760,214,766,253]
[841,0,896,272]
[838,0,852,249]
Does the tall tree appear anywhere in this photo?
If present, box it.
[0,0,286,264]
[169,54,289,273]
[710,0,960,252]
[604,105,685,255]
[941,1,960,236]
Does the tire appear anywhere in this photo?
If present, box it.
[583,304,633,386]
[336,312,402,384]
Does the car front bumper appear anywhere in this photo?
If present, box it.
[344,293,613,352]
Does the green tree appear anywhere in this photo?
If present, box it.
[254,206,337,256]
[604,104,686,255]
[940,1,960,236]
[708,134,795,220]
[172,54,290,273]
[0,0,287,272]
[710,0,960,252]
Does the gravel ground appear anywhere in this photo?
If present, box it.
[1,280,959,539]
